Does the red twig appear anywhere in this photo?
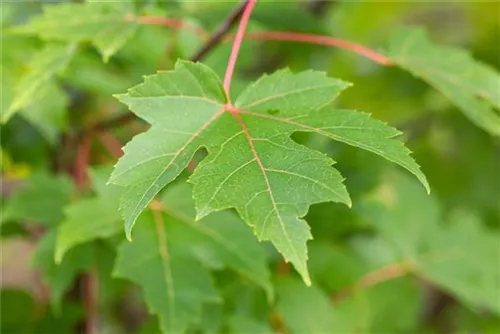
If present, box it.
[132,15,392,66]
[242,31,392,66]
[223,0,257,96]
[98,132,123,160]
[83,271,99,334]
[73,135,91,191]
[332,261,411,302]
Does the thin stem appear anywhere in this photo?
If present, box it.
[83,271,98,334]
[242,31,392,66]
[98,132,123,160]
[191,0,250,62]
[73,135,91,191]
[133,15,392,66]
[223,0,257,96]
[332,261,412,302]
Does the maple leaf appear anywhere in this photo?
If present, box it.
[32,231,93,312]
[114,183,271,333]
[387,27,500,137]
[1,43,75,123]
[55,167,123,263]
[358,172,500,315]
[11,2,136,62]
[2,171,73,227]
[109,60,428,284]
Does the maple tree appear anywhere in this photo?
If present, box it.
[1,1,499,334]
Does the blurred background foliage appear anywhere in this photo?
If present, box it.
[1,1,499,333]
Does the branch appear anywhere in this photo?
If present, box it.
[72,135,91,191]
[83,270,99,334]
[191,0,250,62]
[242,31,392,66]
[83,113,136,136]
[332,261,412,302]
[223,0,257,96]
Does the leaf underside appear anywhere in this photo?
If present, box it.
[109,60,428,284]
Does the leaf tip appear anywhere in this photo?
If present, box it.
[195,205,211,221]
[54,251,63,265]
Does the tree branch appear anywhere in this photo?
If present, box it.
[242,31,392,66]
[332,261,412,302]
[191,0,250,62]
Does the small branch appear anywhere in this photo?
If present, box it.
[133,16,392,66]
[223,0,258,96]
[190,0,250,62]
[83,113,136,136]
[333,261,412,302]
[242,31,392,66]
[83,270,99,334]
[73,135,91,191]
[97,132,123,160]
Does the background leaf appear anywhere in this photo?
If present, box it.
[387,27,500,136]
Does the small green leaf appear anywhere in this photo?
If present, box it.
[2,171,73,227]
[387,27,500,137]
[32,231,93,312]
[55,167,123,263]
[1,43,75,123]
[12,2,136,62]
[20,82,69,145]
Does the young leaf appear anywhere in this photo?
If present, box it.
[1,43,75,123]
[110,61,428,285]
[387,28,500,137]
[114,182,271,333]
[19,82,69,145]
[12,2,136,62]
[32,231,93,312]
[55,168,123,263]
[2,172,73,227]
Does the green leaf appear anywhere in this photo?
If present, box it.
[32,231,93,311]
[387,27,500,136]
[55,167,123,263]
[110,61,427,284]
[0,289,37,334]
[1,43,75,123]
[20,82,69,145]
[276,277,347,333]
[2,171,73,226]
[359,172,500,314]
[12,2,136,62]
[113,211,220,334]
[228,314,274,334]
[114,182,271,333]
